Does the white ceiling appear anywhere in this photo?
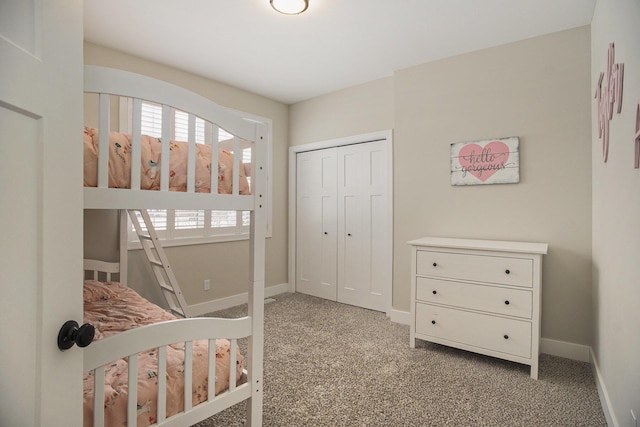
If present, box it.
[84,0,596,105]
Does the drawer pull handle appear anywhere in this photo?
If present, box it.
[432,262,437,267]
[348,233,352,236]
[432,290,437,295]
[505,269,511,274]
[504,334,509,340]
[431,320,436,325]
[504,300,510,305]
[324,232,328,235]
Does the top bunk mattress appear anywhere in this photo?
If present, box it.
[83,127,250,195]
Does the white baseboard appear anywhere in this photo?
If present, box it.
[389,308,411,325]
[188,283,290,316]
[591,348,617,427]
[540,337,590,362]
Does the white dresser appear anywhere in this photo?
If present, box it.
[408,237,548,379]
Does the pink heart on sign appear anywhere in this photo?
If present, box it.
[458,141,510,182]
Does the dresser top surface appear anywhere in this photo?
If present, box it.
[407,237,548,255]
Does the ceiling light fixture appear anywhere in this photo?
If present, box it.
[270,0,308,15]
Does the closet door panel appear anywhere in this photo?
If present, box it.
[339,193,369,298]
[337,149,362,302]
[369,145,390,300]
[370,193,387,297]
[296,149,337,300]
[337,141,388,312]
[320,189,338,292]
[342,151,360,187]
[296,194,321,295]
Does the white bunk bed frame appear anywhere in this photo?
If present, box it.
[83,65,267,426]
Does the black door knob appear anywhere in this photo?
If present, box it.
[58,320,95,351]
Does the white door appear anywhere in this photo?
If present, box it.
[337,141,390,312]
[295,139,392,313]
[296,148,338,300]
[0,2,84,425]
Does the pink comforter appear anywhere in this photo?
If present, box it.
[83,280,244,427]
[83,127,250,195]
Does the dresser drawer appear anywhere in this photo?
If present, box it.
[416,277,532,319]
[416,250,533,288]
[415,303,532,358]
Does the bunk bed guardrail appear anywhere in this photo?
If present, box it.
[83,65,263,211]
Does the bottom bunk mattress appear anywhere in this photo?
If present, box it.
[82,280,245,427]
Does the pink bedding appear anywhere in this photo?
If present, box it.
[83,127,250,195]
[83,280,245,427]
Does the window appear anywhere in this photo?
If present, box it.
[130,209,250,244]
[120,99,271,248]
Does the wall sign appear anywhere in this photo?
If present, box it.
[450,136,519,186]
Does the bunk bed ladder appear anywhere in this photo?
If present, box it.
[127,209,190,318]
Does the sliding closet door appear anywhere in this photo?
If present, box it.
[337,140,390,312]
[296,149,338,300]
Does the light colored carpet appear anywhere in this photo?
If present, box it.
[195,292,606,426]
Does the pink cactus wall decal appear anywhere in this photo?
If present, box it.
[634,101,640,169]
[594,43,624,162]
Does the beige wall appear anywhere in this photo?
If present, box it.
[290,27,593,348]
[394,28,592,345]
[83,42,289,306]
[591,0,640,423]
[289,77,394,145]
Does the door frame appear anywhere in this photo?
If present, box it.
[288,130,394,315]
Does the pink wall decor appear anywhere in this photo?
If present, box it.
[595,43,624,162]
[635,101,640,169]
[450,136,519,186]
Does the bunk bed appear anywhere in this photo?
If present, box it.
[82,65,267,426]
